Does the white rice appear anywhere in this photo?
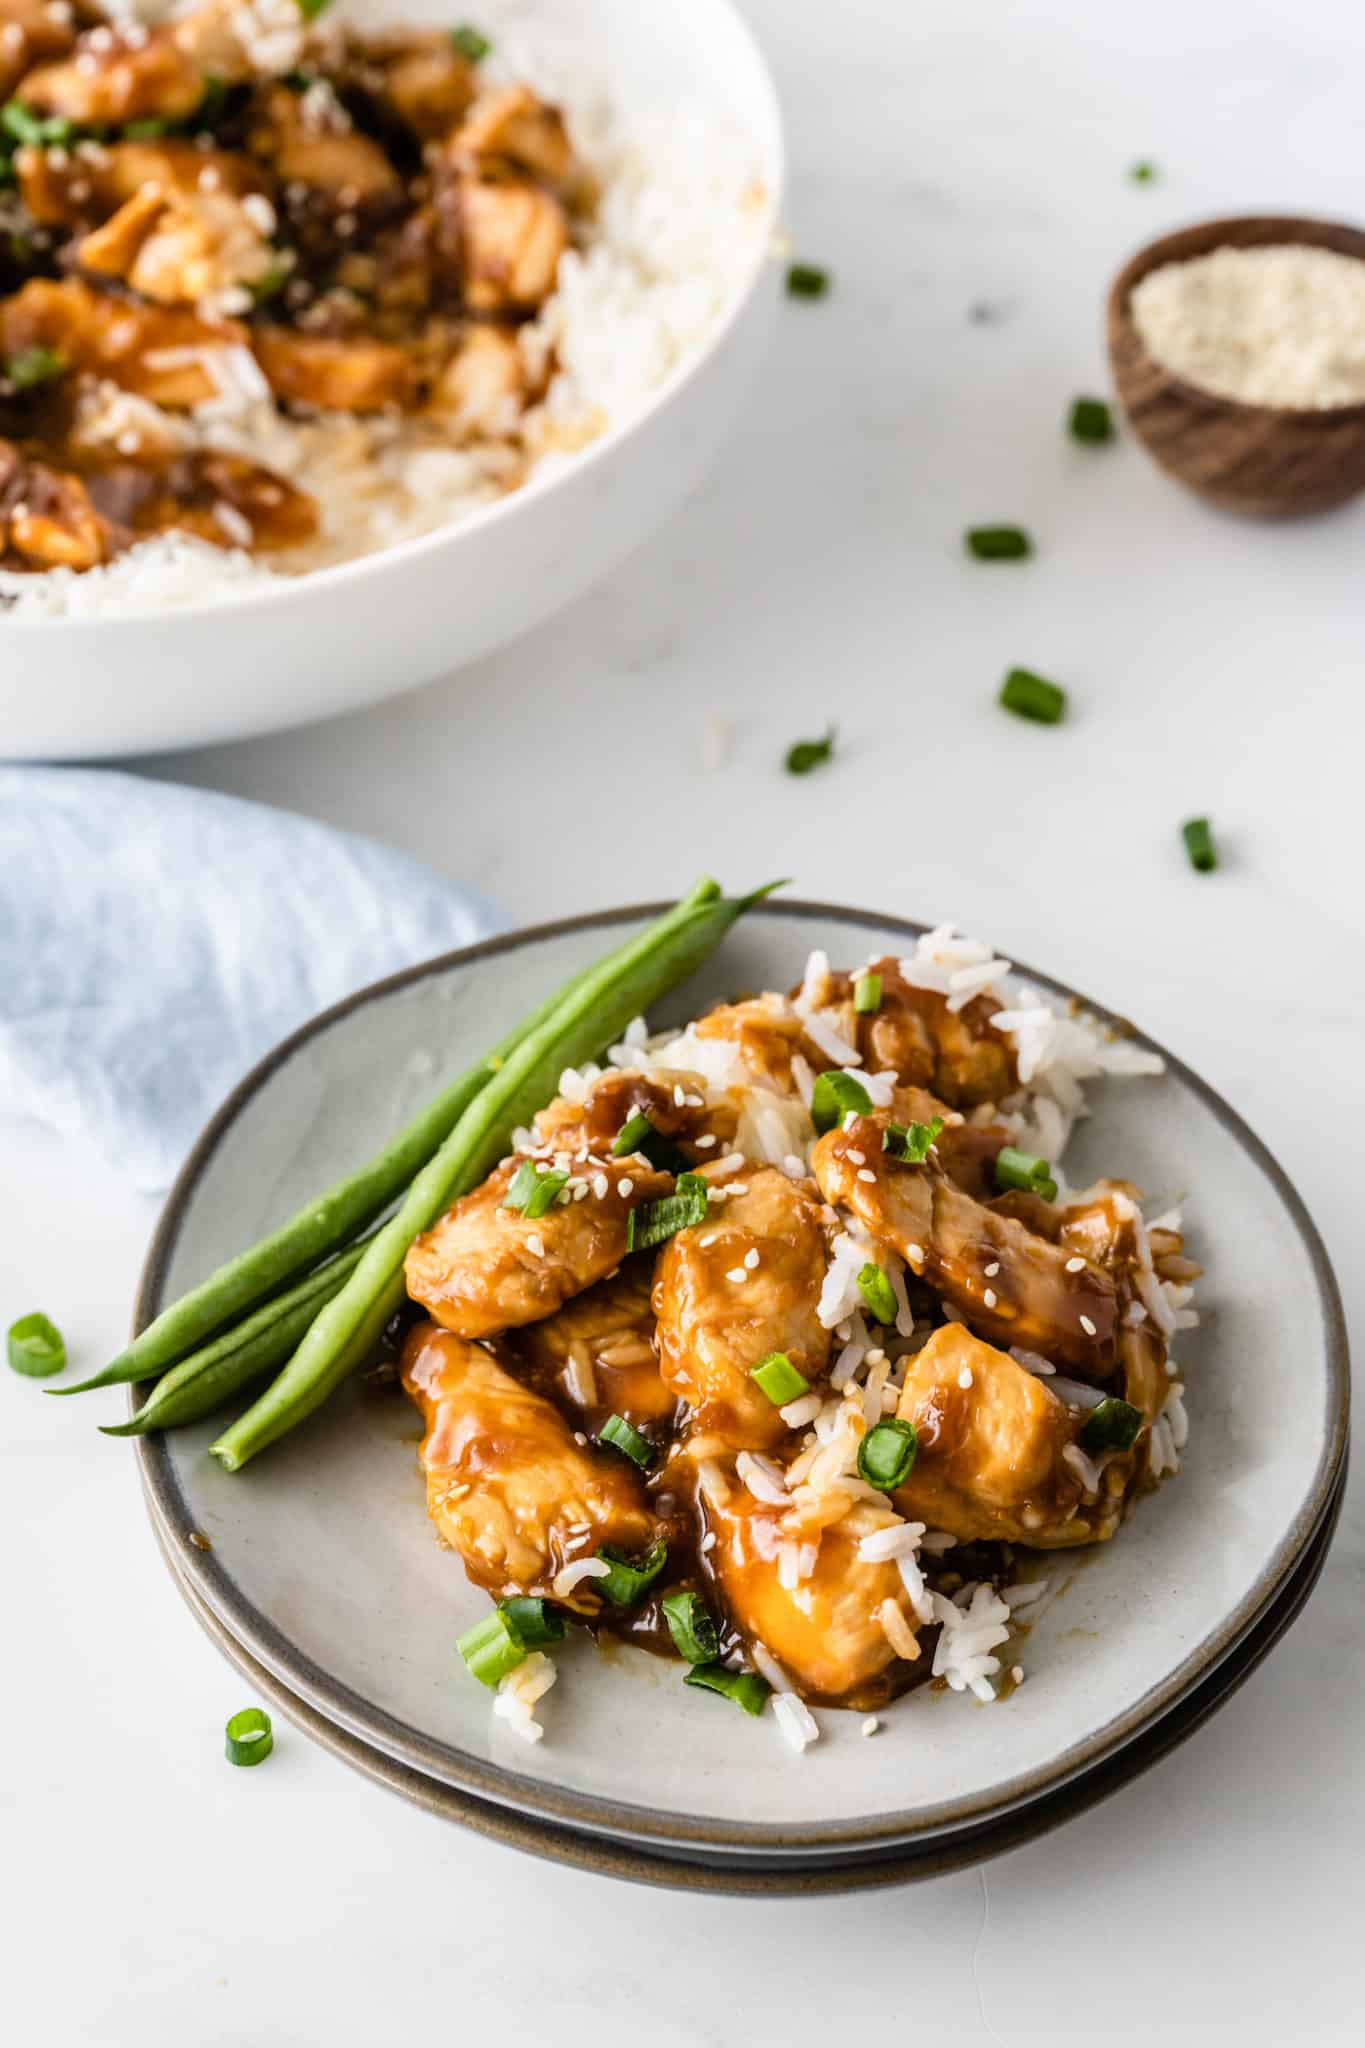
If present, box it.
[0,0,769,618]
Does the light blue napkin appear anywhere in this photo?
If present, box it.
[0,768,501,1191]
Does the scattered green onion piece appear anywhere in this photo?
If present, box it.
[124,117,171,139]
[1181,816,1217,873]
[1,102,71,147]
[684,1662,770,1715]
[999,667,1067,724]
[458,1610,527,1688]
[451,23,491,60]
[5,344,65,390]
[1069,396,1114,445]
[1080,1397,1144,1453]
[1129,160,1158,184]
[250,258,291,305]
[294,0,334,21]
[611,1110,686,1173]
[810,1068,872,1136]
[612,1111,654,1157]
[883,1116,943,1165]
[853,971,882,1014]
[595,1539,669,1607]
[502,1159,568,1218]
[662,1591,720,1665]
[856,1264,898,1326]
[994,1146,1058,1202]
[627,1172,709,1252]
[599,1412,655,1469]
[750,1351,810,1406]
[857,1418,919,1491]
[784,723,836,775]
[7,1311,66,1377]
[965,525,1032,561]
[497,1596,565,1649]
[786,262,829,300]
[224,1706,273,1766]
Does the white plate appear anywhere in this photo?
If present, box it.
[134,904,1348,1858]
[0,0,783,761]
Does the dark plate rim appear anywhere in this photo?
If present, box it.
[133,899,1351,1854]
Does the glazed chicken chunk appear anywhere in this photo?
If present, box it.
[402,1323,657,1607]
[653,1167,832,1449]
[795,955,1018,1109]
[507,1265,678,1434]
[405,1151,672,1340]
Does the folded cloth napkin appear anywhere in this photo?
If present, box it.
[0,767,501,1192]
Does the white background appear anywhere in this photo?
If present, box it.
[7,0,1364,2040]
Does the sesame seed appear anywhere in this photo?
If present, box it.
[1066,1256,1086,1273]
[906,1243,925,1266]
[847,1149,866,1166]
[983,1289,997,1308]
[726,1267,747,1284]
[857,1169,876,1184]
[591,1173,608,1199]
[699,1233,718,1248]
[958,1367,974,1389]
[1011,1665,1024,1685]
[1079,1314,1097,1336]
[618,1178,634,1199]
[695,1134,718,1149]
[744,1249,760,1270]
[861,1716,880,1737]
[673,1084,686,1106]
[526,1232,545,1257]
[984,1261,1000,1277]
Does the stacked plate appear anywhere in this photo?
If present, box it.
[133,907,1349,1892]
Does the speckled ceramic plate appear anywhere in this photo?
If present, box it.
[133,904,1349,1863]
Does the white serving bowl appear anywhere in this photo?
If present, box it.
[0,0,783,760]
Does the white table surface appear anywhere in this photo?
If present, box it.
[8,0,1363,2039]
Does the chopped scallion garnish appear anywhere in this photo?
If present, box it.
[750,1351,810,1405]
[612,1110,687,1173]
[497,1596,566,1649]
[5,344,66,391]
[857,1418,918,1491]
[1129,160,1158,184]
[786,262,830,300]
[994,1146,1058,1201]
[457,1609,527,1688]
[224,1706,273,1767]
[7,1311,65,1377]
[662,1590,720,1665]
[784,724,836,775]
[965,525,1032,561]
[502,1159,569,1218]
[599,1412,655,1469]
[626,1173,709,1252]
[684,1662,770,1715]
[853,971,882,1014]
[595,1539,669,1607]
[612,1111,654,1157]
[123,117,172,140]
[856,1263,898,1326]
[810,1068,872,1135]
[883,1116,942,1165]
[1,101,72,147]
[1069,396,1114,444]
[999,667,1067,724]
[1181,817,1217,873]
[1080,1397,1144,1453]
[451,22,491,60]
[295,0,335,20]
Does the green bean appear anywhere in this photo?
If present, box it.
[211,878,777,1471]
[97,1227,382,1438]
[55,954,603,1398]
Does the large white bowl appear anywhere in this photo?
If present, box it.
[0,0,783,760]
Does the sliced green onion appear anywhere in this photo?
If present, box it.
[1,102,72,147]
[599,1412,655,1469]
[810,1068,872,1136]
[612,1111,654,1157]
[784,723,836,775]
[451,22,491,59]
[294,0,334,20]
[685,1662,770,1715]
[883,1116,943,1165]
[612,1111,686,1173]
[123,117,172,139]
[224,1706,273,1766]
[595,1538,669,1607]
[995,1146,1058,1202]
[1069,396,1114,445]
[249,258,292,305]
[502,1159,568,1218]
[8,1311,66,1378]
[786,262,830,300]
[966,525,1032,561]
[1129,160,1158,184]
[497,1596,566,1649]
[999,667,1067,724]
[458,1610,527,1688]
[856,1263,898,1326]
[853,971,882,1014]
[662,1590,720,1664]
[1181,817,1217,873]
[750,1351,810,1405]
[1080,1398,1144,1453]
[857,1419,919,1491]
[5,344,66,390]
[626,1172,709,1252]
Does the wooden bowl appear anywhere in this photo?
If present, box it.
[1108,214,1365,517]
